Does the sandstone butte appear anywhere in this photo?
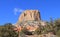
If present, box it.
[13,10,57,37]
[17,10,41,23]
[14,10,46,32]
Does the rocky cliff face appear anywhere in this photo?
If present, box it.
[18,10,41,23]
[14,10,56,37]
[15,10,46,32]
[16,10,42,26]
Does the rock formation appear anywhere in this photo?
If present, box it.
[17,10,41,24]
[13,10,56,37]
[15,10,46,32]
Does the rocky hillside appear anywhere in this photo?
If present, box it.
[15,10,46,32]
[14,10,57,37]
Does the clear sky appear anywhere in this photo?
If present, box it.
[0,0,60,25]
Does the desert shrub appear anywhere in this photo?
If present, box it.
[0,23,18,37]
[56,30,60,37]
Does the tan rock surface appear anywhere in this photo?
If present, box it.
[14,10,57,37]
[15,10,47,32]
[17,10,41,23]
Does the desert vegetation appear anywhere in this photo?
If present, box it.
[0,18,60,37]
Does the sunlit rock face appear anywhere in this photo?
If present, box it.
[17,10,41,23]
[15,10,46,32]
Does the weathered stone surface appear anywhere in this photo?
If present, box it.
[14,10,57,37]
[15,10,47,33]
[17,10,41,23]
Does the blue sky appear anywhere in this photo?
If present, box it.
[0,0,60,25]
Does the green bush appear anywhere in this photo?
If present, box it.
[0,23,18,37]
[56,30,60,37]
